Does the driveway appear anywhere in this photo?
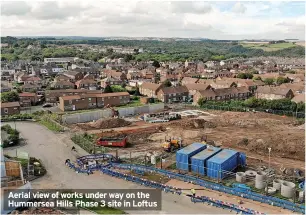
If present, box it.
[3,122,232,214]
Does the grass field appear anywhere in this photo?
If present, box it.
[240,42,298,51]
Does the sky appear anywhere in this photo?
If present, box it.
[1,0,305,40]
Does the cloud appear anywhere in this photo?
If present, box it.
[0,1,304,40]
[231,2,246,14]
[1,1,31,16]
[170,1,212,14]
[29,1,91,20]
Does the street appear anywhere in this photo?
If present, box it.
[3,122,232,214]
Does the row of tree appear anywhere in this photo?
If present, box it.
[198,97,304,113]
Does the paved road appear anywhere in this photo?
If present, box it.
[3,122,232,214]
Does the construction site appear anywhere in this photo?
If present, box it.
[54,104,306,214]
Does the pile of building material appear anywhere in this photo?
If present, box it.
[77,118,131,130]
[144,112,181,123]
[170,118,216,129]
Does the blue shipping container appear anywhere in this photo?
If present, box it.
[190,146,222,176]
[206,149,239,179]
[176,143,207,171]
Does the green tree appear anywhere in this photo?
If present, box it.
[16,87,22,93]
[103,85,113,93]
[253,76,262,81]
[276,76,290,85]
[152,60,160,68]
[197,97,205,106]
[162,79,172,87]
[134,86,141,96]
[124,54,134,62]
[1,91,20,102]
[111,85,127,92]
[264,78,274,86]
[237,73,253,79]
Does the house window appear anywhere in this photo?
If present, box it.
[89,98,92,101]
[119,96,122,99]
[14,108,17,110]
[69,100,72,104]
[4,108,8,113]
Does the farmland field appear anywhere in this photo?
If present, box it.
[240,42,298,51]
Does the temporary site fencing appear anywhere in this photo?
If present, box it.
[65,153,305,214]
[199,104,305,118]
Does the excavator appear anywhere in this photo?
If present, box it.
[105,104,119,118]
[162,136,183,152]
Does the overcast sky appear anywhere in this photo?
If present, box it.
[1,0,305,40]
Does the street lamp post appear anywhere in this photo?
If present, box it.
[268,147,272,170]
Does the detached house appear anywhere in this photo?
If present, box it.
[181,77,199,85]
[51,80,75,89]
[157,86,190,103]
[63,71,84,82]
[1,102,20,116]
[139,83,163,98]
[101,77,123,88]
[255,86,294,100]
[24,76,42,85]
[75,79,98,90]
[184,84,211,97]
[21,83,41,92]
[19,92,38,107]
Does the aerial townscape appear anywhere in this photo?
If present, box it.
[1,1,305,215]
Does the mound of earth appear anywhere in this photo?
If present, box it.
[170,118,216,129]
[78,118,131,130]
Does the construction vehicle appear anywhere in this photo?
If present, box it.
[105,104,119,118]
[162,136,183,152]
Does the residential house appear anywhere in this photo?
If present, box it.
[255,86,294,100]
[157,86,189,103]
[59,92,130,111]
[15,72,29,83]
[75,79,98,90]
[0,70,12,80]
[141,69,155,79]
[181,77,199,85]
[63,70,84,82]
[21,83,41,92]
[51,80,75,89]
[19,93,38,107]
[45,89,102,103]
[54,74,71,82]
[127,72,142,80]
[101,77,123,88]
[83,74,95,80]
[108,71,127,81]
[24,76,42,85]
[193,87,250,105]
[1,83,11,93]
[1,102,20,116]
[139,83,163,98]
[285,74,305,83]
[291,94,305,103]
[184,84,211,97]
[210,80,237,89]
[278,83,304,95]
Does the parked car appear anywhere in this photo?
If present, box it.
[42,103,53,108]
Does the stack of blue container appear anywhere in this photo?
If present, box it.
[176,143,207,171]
[206,149,239,179]
[190,146,222,176]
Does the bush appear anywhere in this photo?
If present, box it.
[131,96,140,101]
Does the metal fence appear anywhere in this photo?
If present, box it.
[62,103,165,124]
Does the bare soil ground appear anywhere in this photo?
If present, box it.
[70,110,304,171]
